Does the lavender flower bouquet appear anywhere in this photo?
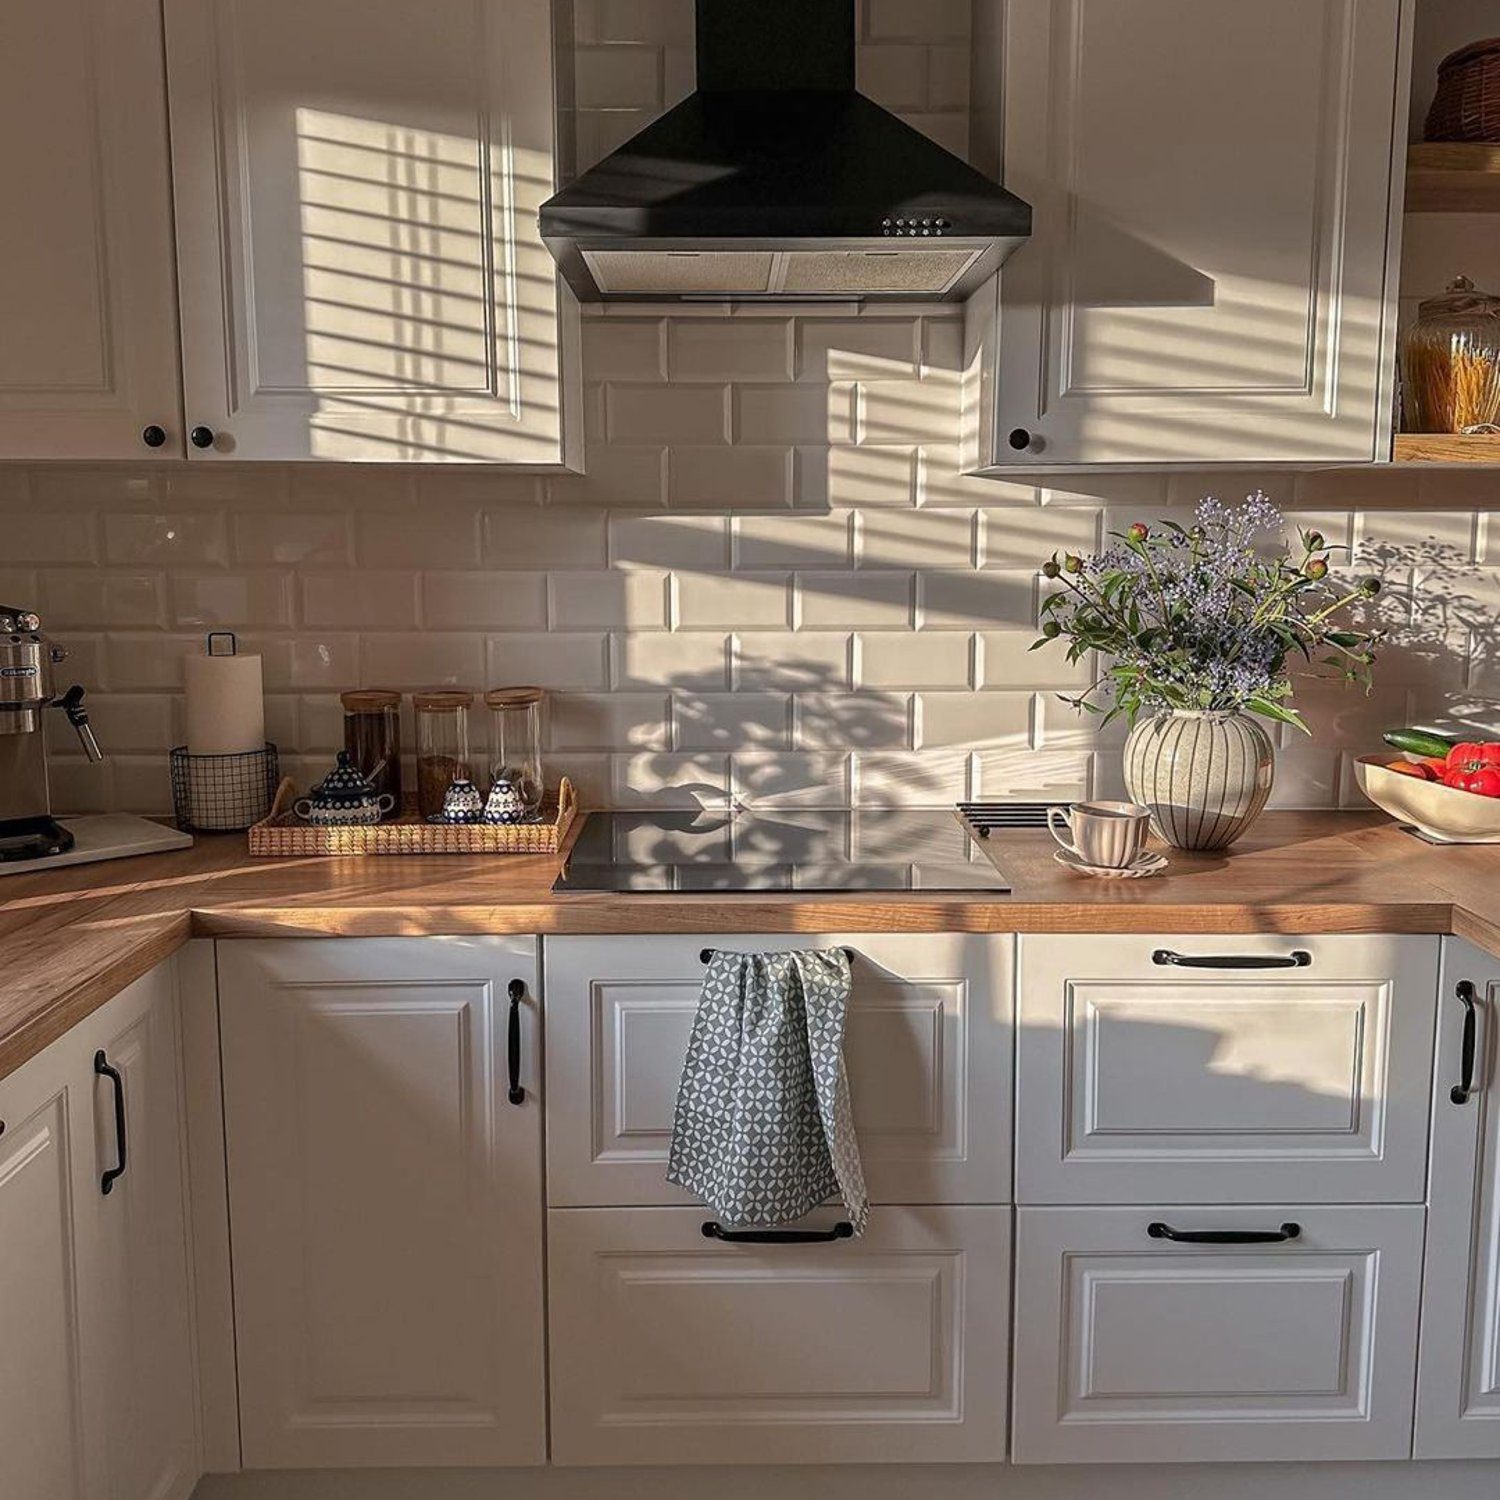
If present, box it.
[1035,494,1383,734]
[1034,495,1384,850]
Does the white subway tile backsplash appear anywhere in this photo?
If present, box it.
[7,510,100,564]
[860,508,974,569]
[550,569,669,628]
[857,631,973,690]
[864,0,970,43]
[668,320,793,382]
[301,571,418,630]
[612,631,729,690]
[735,632,852,690]
[355,507,482,568]
[357,633,484,689]
[916,691,1030,749]
[797,320,919,382]
[611,512,730,570]
[550,692,670,751]
[487,633,610,691]
[979,630,1092,691]
[919,570,1036,630]
[798,571,913,629]
[982,507,1101,568]
[795,693,912,750]
[673,693,791,750]
[232,511,352,566]
[545,444,666,507]
[608,384,730,443]
[736,511,853,569]
[170,571,293,629]
[678,571,791,629]
[733,751,852,807]
[581,318,667,381]
[736,384,856,445]
[103,512,229,567]
[45,571,163,629]
[420,572,549,630]
[481,507,610,569]
[668,445,794,507]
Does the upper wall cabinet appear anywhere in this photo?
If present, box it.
[965,0,1406,469]
[163,0,578,464]
[0,0,182,458]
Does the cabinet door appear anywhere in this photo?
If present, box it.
[549,1205,1010,1465]
[1415,938,1500,1458]
[987,0,1402,465]
[218,938,545,1468]
[545,933,1014,1207]
[1013,1205,1425,1463]
[164,0,574,464]
[1016,933,1439,1205]
[0,1035,105,1500]
[83,963,199,1500]
[0,0,181,457]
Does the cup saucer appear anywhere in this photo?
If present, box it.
[1054,847,1169,879]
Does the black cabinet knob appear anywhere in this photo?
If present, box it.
[1008,427,1041,452]
[141,424,167,448]
[189,425,215,449]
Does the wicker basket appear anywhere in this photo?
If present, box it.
[1426,37,1500,142]
[248,776,578,856]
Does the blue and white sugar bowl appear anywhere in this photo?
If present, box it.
[293,751,396,825]
[431,775,484,824]
[482,776,527,825]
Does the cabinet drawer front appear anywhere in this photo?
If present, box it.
[1013,1205,1424,1464]
[1017,934,1438,1204]
[549,1205,1009,1464]
[545,934,1013,1207]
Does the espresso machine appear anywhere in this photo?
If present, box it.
[1,604,103,860]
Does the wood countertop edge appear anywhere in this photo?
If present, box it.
[4,809,1498,1086]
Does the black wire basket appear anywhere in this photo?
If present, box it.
[169,744,280,832]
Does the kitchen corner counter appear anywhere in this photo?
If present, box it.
[3,810,1496,1083]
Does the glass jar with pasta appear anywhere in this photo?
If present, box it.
[1401,276,1500,435]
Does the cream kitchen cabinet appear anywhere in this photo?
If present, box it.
[217,938,546,1469]
[163,0,578,464]
[1016,933,1440,1205]
[545,933,1015,1207]
[1415,938,1500,1459]
[0,0,182,458]
[549,1204,1011,1465]
[1012,1204,1426,1463]
[0,960,198,1500]
[965,0,1406,469]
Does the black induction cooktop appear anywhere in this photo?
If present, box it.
[552,808,1011,893]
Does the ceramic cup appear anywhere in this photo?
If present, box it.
[1047,799,1151,869]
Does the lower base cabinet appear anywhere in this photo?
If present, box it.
[0,961,197,1500]
[548,1205,1010,1465]
[1013,1205,1426,1464]
[218,938,546,1470]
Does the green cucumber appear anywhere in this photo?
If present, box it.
[1382,727,1457,759]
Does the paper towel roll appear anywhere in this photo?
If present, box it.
[184,638,265,755]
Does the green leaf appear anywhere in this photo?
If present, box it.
[1246,694,1310,734]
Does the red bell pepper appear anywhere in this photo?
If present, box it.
[1444,764,1500,798]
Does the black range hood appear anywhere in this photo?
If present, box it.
[539,0,1031,303]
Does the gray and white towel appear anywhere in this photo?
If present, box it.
[667,948,868,1235]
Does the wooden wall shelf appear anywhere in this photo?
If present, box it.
[1393,432,1500,463]
[1406,143,1500,212]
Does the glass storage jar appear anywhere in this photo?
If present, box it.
[1400,275,1500,434]
[340,689,402,812]
[413,689,474,819]
[484,686,545,820]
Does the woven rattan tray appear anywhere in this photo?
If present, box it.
[248,776,578,856]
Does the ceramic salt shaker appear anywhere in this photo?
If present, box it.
[482,776,527,825]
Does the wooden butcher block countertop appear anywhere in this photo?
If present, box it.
[3,809,1498,1083]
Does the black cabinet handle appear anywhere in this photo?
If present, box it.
[702,1221,854,1244]
[141,424,167,448]
[94,1050,127,1196]
[1153,948,1312,970]
[1452,980,1479,1105]
[506,978,526,1105]
[189,425,216,449]
[1148,1221,1300,1245]
[1008,426,1043,452]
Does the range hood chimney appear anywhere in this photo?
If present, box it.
[539,0,1031,303]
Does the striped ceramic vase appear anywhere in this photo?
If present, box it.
[1123,710,1275,851]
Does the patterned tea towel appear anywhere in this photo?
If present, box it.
[667,947,869,1235]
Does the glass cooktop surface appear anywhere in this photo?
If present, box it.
[552,808,1010,893]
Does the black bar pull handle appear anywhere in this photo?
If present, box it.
[702,1221,854,1245]
[700,946,856,964]
[1452,980,1479,1106]
[94,1050,127,1196]
[1148,1220,1300,1245]
[1153,948,1312,970]
[506,979,526,1105]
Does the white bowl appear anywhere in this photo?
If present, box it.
[1354,754,1500,843]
